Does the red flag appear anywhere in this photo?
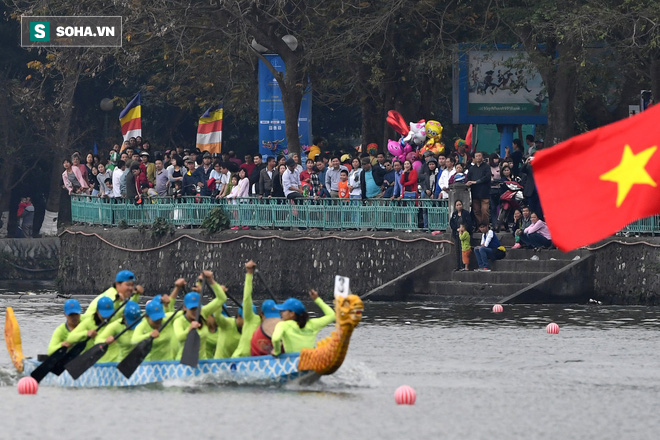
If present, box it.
[533,104,660,251]
[465,124,474,153]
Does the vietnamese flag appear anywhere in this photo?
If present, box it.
[533,104,660,251]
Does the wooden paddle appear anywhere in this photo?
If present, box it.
[64,313,147,380]
[255,270,277,300]
[117,307,182,379]
[31,299,128,383]
[180,284,204,368]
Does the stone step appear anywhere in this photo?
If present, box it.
[406,293,503,305]
[492,249,583,261]
[425,281,529,298]
[490,259,569,272]
[450,270,552,284]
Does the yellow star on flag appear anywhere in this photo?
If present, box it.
[599,144,657,207]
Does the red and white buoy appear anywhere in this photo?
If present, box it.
[546,323,560,334]
[17,376,38,395]
[492,304,504,313]
[394,385,416,405]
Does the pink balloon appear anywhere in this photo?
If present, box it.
[405,152,416,162]
[388,139,403,156]
[403,144,413,154]
[412,160,423,172]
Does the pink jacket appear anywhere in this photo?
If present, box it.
[524,219,552,240]
[62,167,89,193]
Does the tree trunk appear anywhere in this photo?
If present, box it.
[280,85,303,156]
[0,79,13,237]
[40,57,83,236]
[543,44,579,146]
[361,93,382,149]
[651,55,660,104]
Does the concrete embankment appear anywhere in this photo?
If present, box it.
[57,227,450,297]
[0,238,59,280]
[9,228,655,305]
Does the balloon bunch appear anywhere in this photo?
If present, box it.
[386,110,445,172]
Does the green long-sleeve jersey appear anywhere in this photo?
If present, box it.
[172,296,224,360]
[231,273,260,358]
[83,287,140,323]
[131,311,180,361]
[271,297,335,356]
[47,322,74,355]
[213,314,241,359]
[206,329,218,359]
[94,320,139,363]
[65,315,102,352]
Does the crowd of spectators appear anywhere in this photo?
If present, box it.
[60,134,551,246]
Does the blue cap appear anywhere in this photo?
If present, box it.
[238,305,258,318]
[123,301,142,328]
[97,297,115,319]
[64,299,81,316]
[184,292,201,309]
[261,300,280,318]
[145,299,165,321]
[274,298,306,315]
[115,270,136,283]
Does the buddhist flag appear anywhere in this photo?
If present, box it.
[533,103,660,251]
[196,105,223,154]
[119,93,141,141]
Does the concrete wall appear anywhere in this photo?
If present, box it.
[58,227,450,297]
[0,238,59,279]
[591,239,660,305]
[55,229,660,305]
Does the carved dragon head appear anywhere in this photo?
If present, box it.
[334,294,363,329]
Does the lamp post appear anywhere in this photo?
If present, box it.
[100,98,113,141]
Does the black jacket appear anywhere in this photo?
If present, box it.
[258,167,278,196]
[271,170,284,198]
[449,209,475,236]
[520,163,536,198]
[193,165,213,196]
[250,163,266,194]
[468,162,491,199]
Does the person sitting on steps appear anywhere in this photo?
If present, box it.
[474,223,506,272]
[519,212,553,250]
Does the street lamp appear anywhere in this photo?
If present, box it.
[250,34,298,53]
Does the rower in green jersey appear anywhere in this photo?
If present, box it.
[212,308,241,359]
[161,277,187,314]
[47,299,82,355]
[271,289,335,356]
[172,284,226,361]
[65,296,115,352]
[84,270,144,323]
[131,297,179,361]
[230,261,260,358]
[94,300,143,363]
[206,315,219,359]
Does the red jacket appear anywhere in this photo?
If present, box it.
[400,169,418,193]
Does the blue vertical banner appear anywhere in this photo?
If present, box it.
[258,54,312,158]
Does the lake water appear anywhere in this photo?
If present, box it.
[1,284,659,439]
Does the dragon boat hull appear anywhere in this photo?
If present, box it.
[22,353,314,388]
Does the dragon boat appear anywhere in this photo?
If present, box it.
[4,295,363,388]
